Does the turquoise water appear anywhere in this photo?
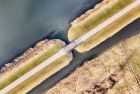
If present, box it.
[0,0,139,93]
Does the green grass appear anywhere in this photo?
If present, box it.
[69,0,133,40]
[8,54,71,94]
[68,0,140,53]
[0,43,63,90]
[76,4,140,52]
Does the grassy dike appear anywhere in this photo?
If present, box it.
[46,33,140,94]
[8,53,72,94]
[0,39,72,94]
[68,0,140,53]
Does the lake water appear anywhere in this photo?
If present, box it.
[0,0,139,93]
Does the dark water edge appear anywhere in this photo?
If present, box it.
[0,0,139,94]
[0,0,101,67]
[29,18,140,94]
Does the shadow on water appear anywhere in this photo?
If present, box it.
[0,0,139,94]
[29,17,140,94]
